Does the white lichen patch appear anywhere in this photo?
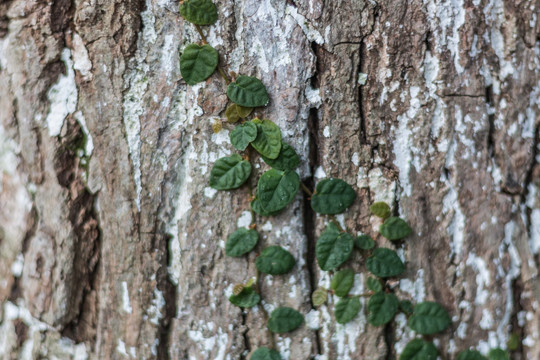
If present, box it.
[399,269,426,302]
[74,111,94,157]
[236,211,252,228]
[277,336,292,360]
[72,32,93,81]
[465,253,491,305]
[147,288,165,325]
[285,5,324,45]
[305,309,321,330]
[46,48,77,137]
[188,322,229,359]
[121,281,132,314]
[442,185,466,259]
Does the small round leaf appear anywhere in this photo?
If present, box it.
[315,223,354,271]
[251,119,282,159]
[355,234,375,250]
[369,201,392,218]
[180,43,218,85]
[408,301,451,335]
[399,339,438,360]
[229,287,260,308]
[179,0,218,25]
[225,228,258,257]
[267,307,303,333]
[209,154,251,190]
[256,169,299,213]
[227,75,269,107]
[311,178,356,214]
[261,143,300,171]
[225,104,253,123]
[366,277,383,293]
[250,347,281,360]
[230,121,257,151]
[312,287,328,307]
[379,217,412,241]
[335,297,361,324]
[331,269,355,297]
[488,349,509,360]
[368,291,398,326]
[366,248,405,278]
[457,350,487,360]
[255,246,295,275]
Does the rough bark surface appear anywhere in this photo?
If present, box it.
[0,0,539,359]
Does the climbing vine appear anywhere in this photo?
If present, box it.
[178,1,512,359]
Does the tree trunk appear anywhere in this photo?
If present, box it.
[0,0,539,359]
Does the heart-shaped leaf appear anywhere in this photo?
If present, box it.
[256,169,299,213]
[368,291,398,326]
[179,0,218,25]
[315,223,354,271]
[209,154,251,190]
[225,228,258,257]
[369,201,391,218]
[227,75,269,107]
[399,300,414,315]
[225,103,253,123]
[251,119,282,159]
[230,121,257,151]
[331,269,355,297]
[457,350,487,360]
[366,277,382,293]
[487,349,509,360]
[179,43,218,85]
[261,143,300,171]
[355,234,375,250]
[311,178,356,214]
[255,246,295,275]
[379,217,412,241]
[267,307,303,333]
[250,347,281,360]
[312,287,328,307]
[335,297,361,324]
[408,301,451,335]
[366,248,405,278]
[399,339,438,360]
[228,286,260,308]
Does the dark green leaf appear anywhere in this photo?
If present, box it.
[366,248,405,278]
[507,333,519,351]
[457,350,487,360]
[335,297,361,324]
[311,178,356,214]
[399,300,414,315]
[488,349,509,360]
[227,75,269,107]
[179,0,218,25]
[370,201,392,218]
[408,301,451,335]
[399,339,438,360]
[225,228,258,257]
[255,246,295,275]
[179,43,218,85]
[250,119,282,159]
[230,122,257,151]
[228,287,260,308]
[331,269,355,297]
[209,154,251,190]
[379,217,412,241]
[368,291,398,326]
[225,104,252,123]
[250,347,281,360]
[312,287,328,307]
[267,307,303,333]
[261,143,300,171]
[256,169,299,213]
[355,234,375,250]
[251,198,279,217]
[366,277,382,292]
[315,223,354,271]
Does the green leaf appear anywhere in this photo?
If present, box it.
[488,349,509,360]
[228,286,260,308]
[256,169,299,213]
[251,198,279,217]
[225,228,258,257]
[179,0,218,25]
[366,248,405,278]
[261,143,300,171]
[366,277,382,292]
[408,301,451,335]
[311,178,356,214]
[370,201,392,218]
[335,297,361,324]
[250,347,281,360]
[355,234,375,250]
[457,350,487,360]
[209,154,251,190]
[368,291,398,326]
[230,122,257,151]
[179,43,218,85]
[507,333,519,351]
[312,287,328,307]
[250,119,282,159]
[399,300,414,315]
[331,269,355,297]
[267,307,303,333]
[227,75,269,107]
[255,246,295,275]
[315,223,354,271]
[399,339,438,360]
[379,217,412,241]
[225,104,253,123]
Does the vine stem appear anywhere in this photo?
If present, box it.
[194,24,231,84]
[299,181,313,197]
[255,268,275,348]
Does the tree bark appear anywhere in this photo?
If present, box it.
[0,0,539,359]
